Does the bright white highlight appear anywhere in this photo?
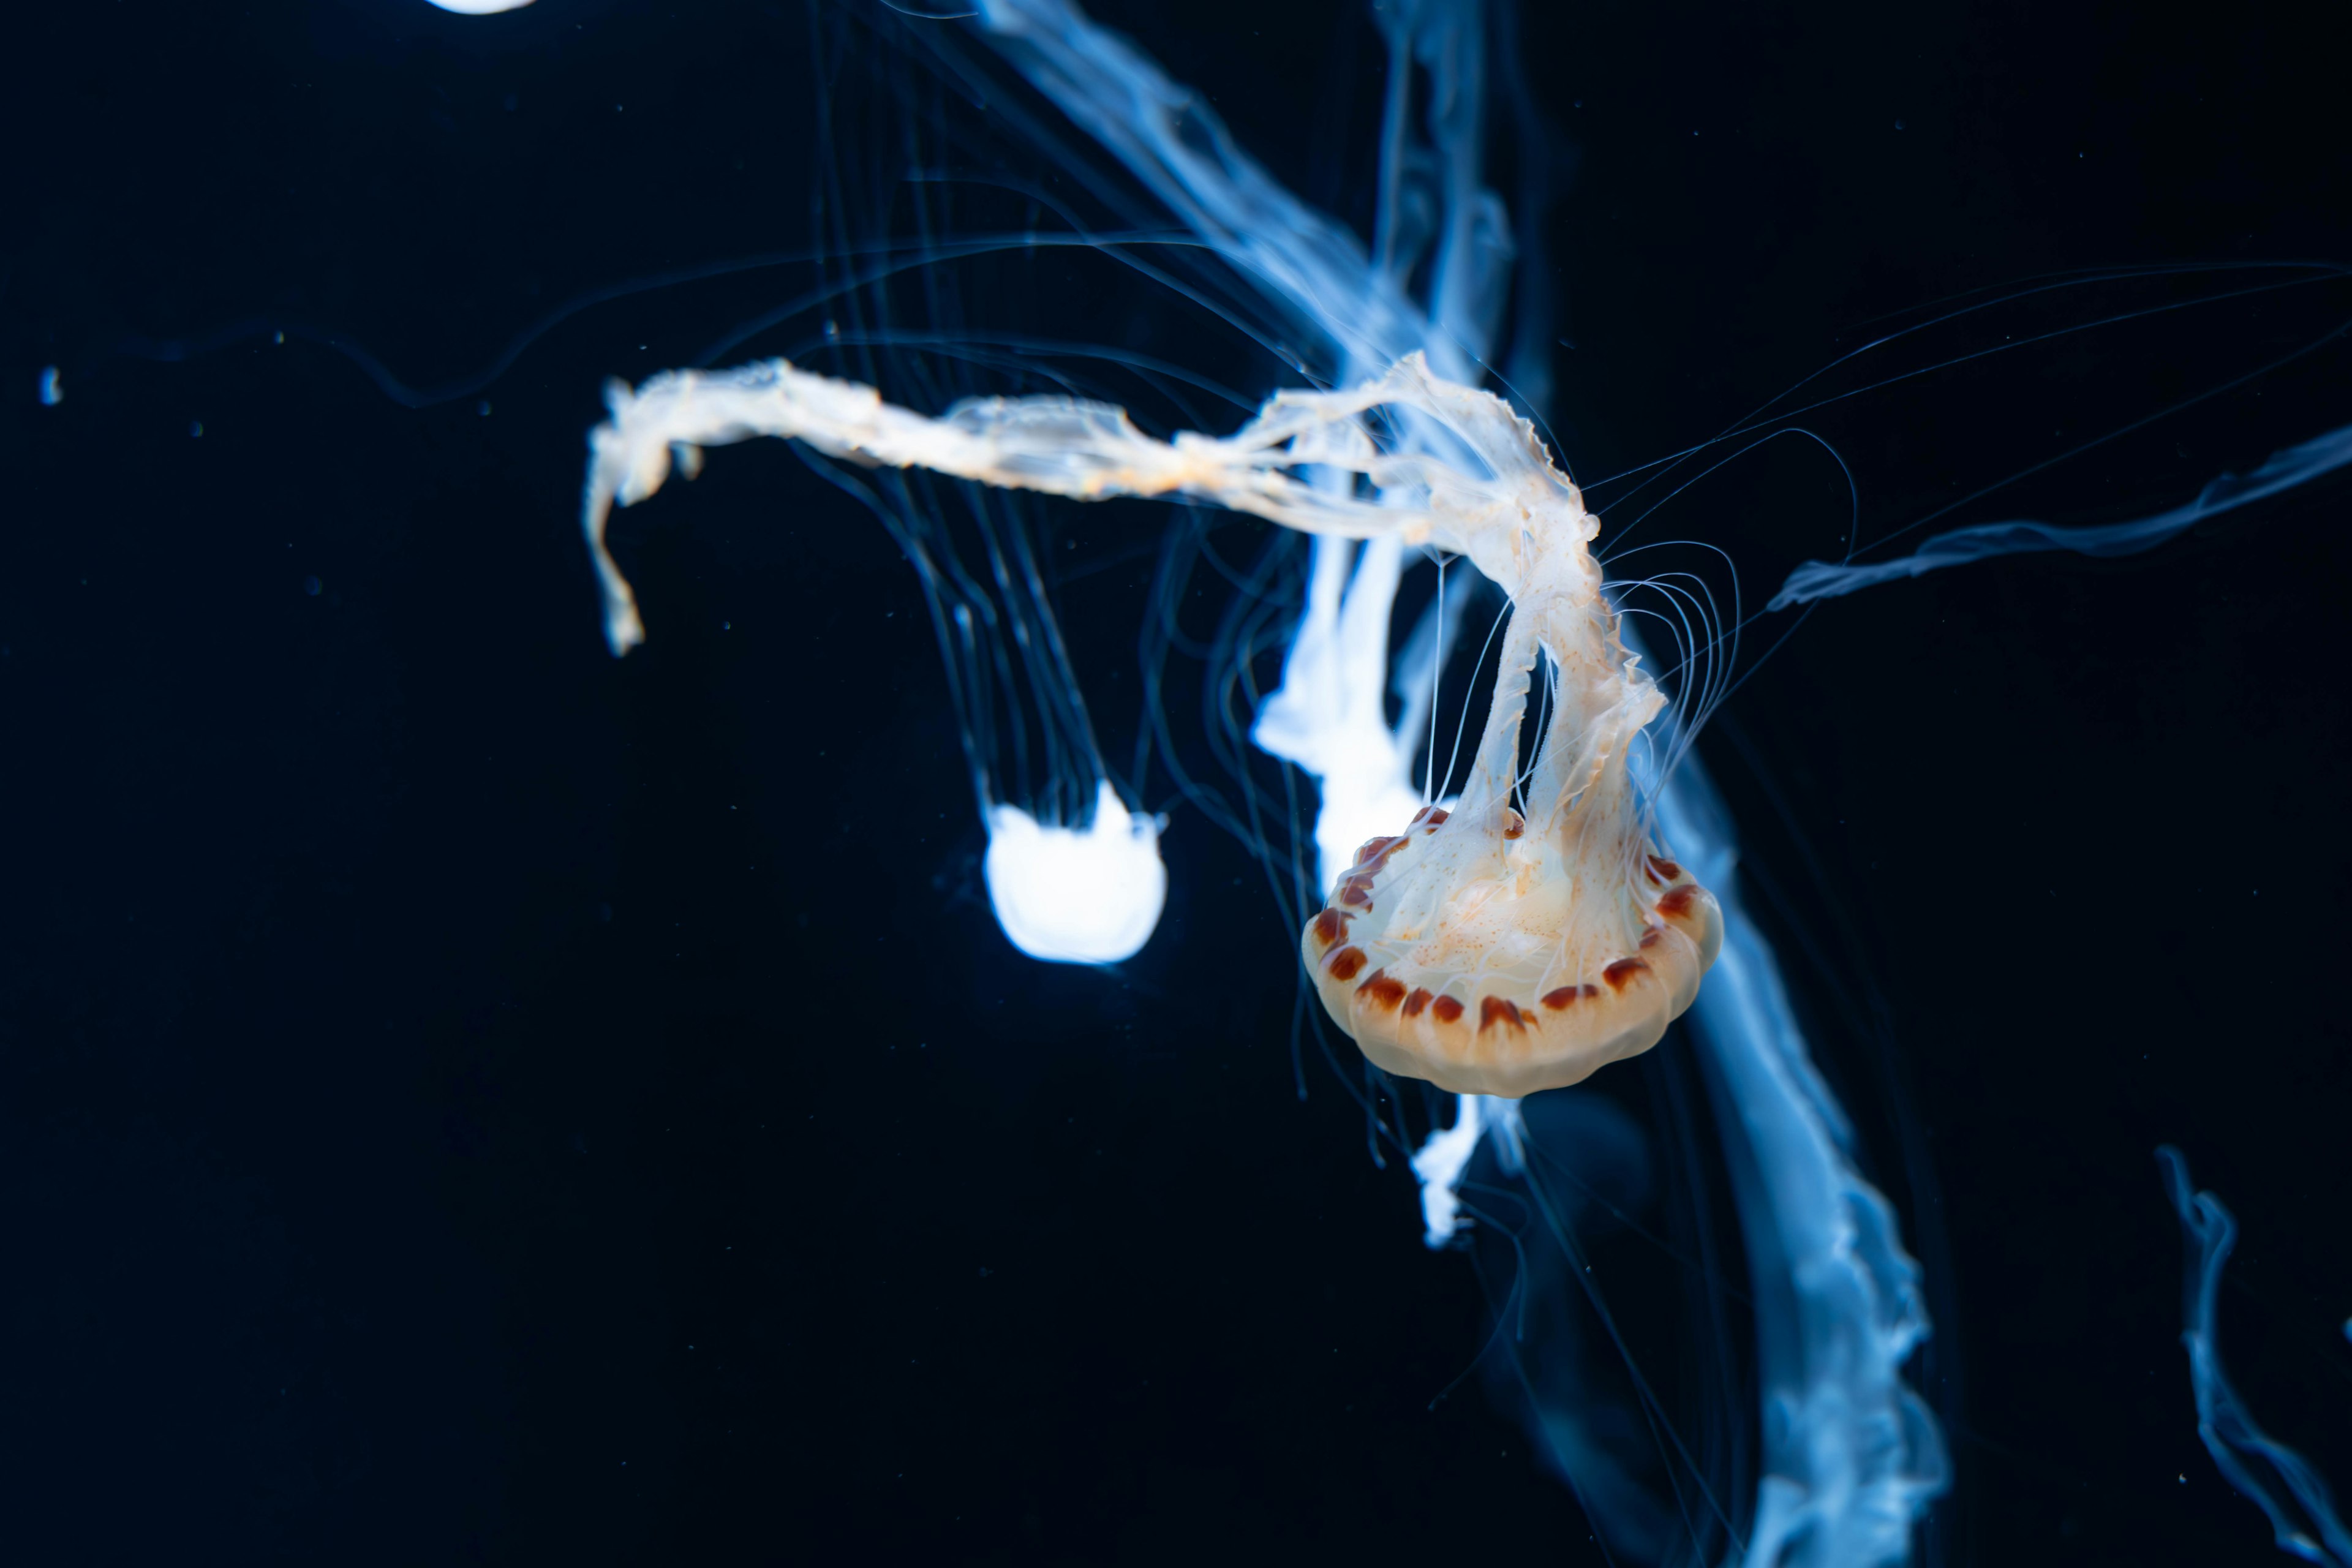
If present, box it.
[1251,535,1434,892]
[1410,1093,1524,1247]
[982,780,1166,965]
[423,0,535,13]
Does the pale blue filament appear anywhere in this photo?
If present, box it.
[2158,1146,2352,1567]
[1773,421,2352,609]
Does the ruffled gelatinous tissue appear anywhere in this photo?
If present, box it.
[1292,407,1724,1097]
[581,350,1721,1096]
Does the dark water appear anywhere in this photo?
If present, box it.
[5,1,2346,1563]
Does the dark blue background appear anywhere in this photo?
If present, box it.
[3,1,2346,1562]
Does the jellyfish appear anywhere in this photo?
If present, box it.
[586,349,1727,1087]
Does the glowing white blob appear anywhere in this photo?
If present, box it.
[1409,1093,1523,1247]
[423,0,535,13]
[1253,537,1423,891]
[982,780,1165,965]
[1252,535,1463,892]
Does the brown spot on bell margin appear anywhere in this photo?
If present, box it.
[1311,908,1348,948]
[1410,805,1450,831]
[1353,835,1398,867]
[1639,929,1662,949]
[1542,984,1599,1009]
[1646,854,1682,884]
[1431,995,1465,1023]
[1658,884,1700,918]
[1357,970,1407,1010]
[1603,957,1649,991]
[1325,946,1368,982]
[1479,996,1526,1031]
[1338,874,1376,909]
[1501,807,1526,840]
[1403,987,1434,1017]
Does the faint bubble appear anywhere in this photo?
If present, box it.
[37,366,61,405]
[303,576,322,597]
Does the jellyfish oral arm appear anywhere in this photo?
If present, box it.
[581,353,1567,655]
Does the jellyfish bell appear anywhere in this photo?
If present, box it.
[1300,468,1725,1096]
[982,780,1166,965]
[1310,824,1722,1098]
